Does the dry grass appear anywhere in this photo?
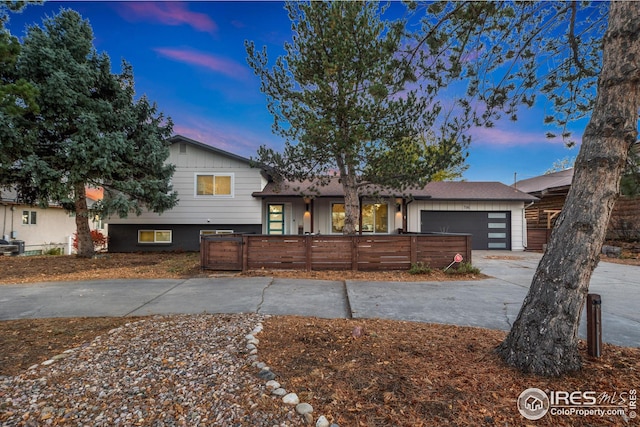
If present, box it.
[1,252,638,426]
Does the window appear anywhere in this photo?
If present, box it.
[200,230,234,236]
[267,204,285,234]
[195,173,233,197]
[488,212,507,219]
[331,203,388,233]
[488,233,507,239]
[22,210,37,225]
[488,242,507,249]
[138,230,172,243]
[488,222,506,229]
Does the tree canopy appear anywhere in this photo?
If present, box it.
[246,1,469,234]
[408,0,638,376]
[0,1,40,169]
[0,9,177,257]
[408,1,607,143]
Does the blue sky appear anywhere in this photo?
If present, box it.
[5,1,584,185]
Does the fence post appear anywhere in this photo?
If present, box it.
[305,235,312,271]
[242,235,249,272]
[410,235,418,265]
[351,236,359,271]
[200,236,207,270]
[587,293,602,357]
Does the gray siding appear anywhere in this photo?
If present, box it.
[107,142,265,226]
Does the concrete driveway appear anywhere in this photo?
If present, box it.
[0,251,637,347]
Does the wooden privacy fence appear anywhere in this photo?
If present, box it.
[201,233,472,272]
[526,228,552,252]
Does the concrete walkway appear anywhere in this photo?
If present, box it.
[0,251,637,347]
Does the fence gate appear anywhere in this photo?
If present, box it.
[201,235,243,270]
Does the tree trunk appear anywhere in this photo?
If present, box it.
[341,174,361,235]
[74,183,95,258]
[497,1,640,376]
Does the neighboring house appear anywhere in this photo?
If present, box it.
[106,135,267,252]
[515,168,578,250]
[107,135,537,252]
[514,168,640,249]
[0,189,91,255]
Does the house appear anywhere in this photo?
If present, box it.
[107,135,537,252]
[514,168,640,249]
[106,135,266,252]
[253,179,538,250]
[0,188,106,255]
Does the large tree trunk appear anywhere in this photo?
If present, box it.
[497,1,640,376]
[341,174,361,235]
[74,183,95,258]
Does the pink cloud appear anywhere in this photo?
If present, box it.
[469,126,576,147]
[154,48,249,80]
[172,116,282,159]
[117,2,217,34]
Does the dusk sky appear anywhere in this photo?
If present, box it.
[5,1,586,185]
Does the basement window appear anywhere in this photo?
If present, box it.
[138,230,172,244]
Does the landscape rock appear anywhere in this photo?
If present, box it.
[282,393,300,405]
[315,416,330,427]
[265,380,280,390]
[602,245,622,258]
[272,387,287,396]
[257,368,276,381]
[296,402,313,415]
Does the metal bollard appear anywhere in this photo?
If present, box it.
[587,293,602,357]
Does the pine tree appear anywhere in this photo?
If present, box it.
[246,1,468,234]
[2,9,177,257]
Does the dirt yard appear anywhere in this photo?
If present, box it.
[1,252,638,426]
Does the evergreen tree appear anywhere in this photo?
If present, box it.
[1,9,177,257]
[246,1,468,234]
[0,1,40,172]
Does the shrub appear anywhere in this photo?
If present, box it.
[445,261,481,275]
[409,262,432,275]
[72,230,108,252]
[42,243,63,256]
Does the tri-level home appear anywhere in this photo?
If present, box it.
[106,135,538,252]
[106,135,266,252]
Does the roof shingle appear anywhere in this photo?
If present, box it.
[254,178,537,202]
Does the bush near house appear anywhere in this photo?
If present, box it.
[72,230,108,252]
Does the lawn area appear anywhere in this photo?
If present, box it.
[1,252,637,426]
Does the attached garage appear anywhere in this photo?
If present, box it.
[405,182,538,251]
[420,210,511,250]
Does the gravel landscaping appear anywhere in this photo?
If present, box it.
[0,314,305,427]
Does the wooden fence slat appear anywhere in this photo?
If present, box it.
[201,233,472,271]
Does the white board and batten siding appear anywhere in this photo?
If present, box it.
[406,200,527,251]
[107,141,265,226]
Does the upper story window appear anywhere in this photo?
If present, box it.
[195,173,234,198]
[22,210,37,225]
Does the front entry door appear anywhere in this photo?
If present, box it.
[267,204,285,235]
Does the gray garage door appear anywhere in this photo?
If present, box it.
[420,211,511,250]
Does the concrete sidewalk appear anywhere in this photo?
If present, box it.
[0,251,637,347]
